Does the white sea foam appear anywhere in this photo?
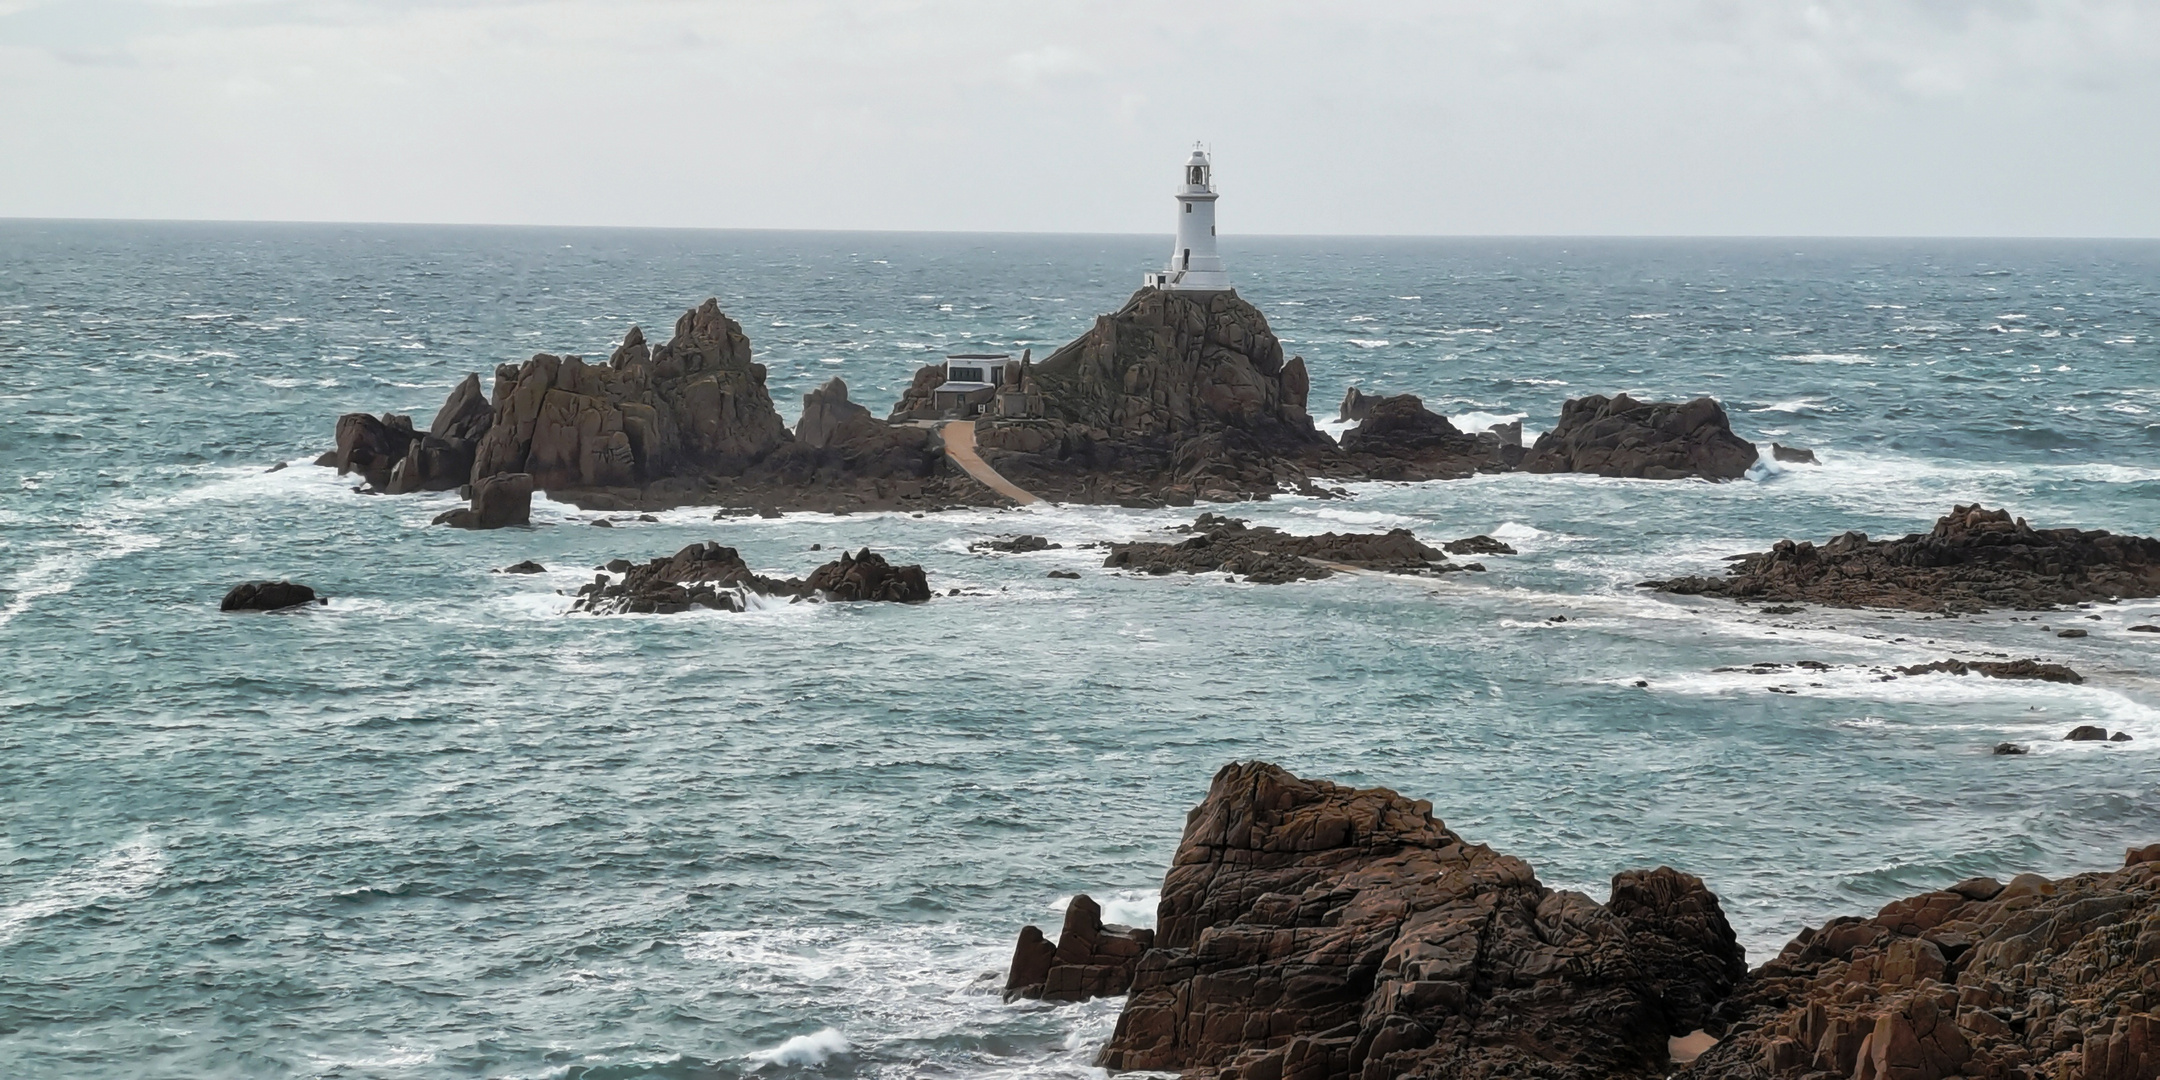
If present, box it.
[1749,398,1826,414]
[751,1027,850,1067]
[0,839,167,946]
[1347,339,1390,349]
[1447,410,1527,435]
[0,526,160,629]
[1057,888,1160,929]
[1785,353,1874,365]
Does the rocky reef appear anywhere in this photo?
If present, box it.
[1078,762,1748,1079]
[1101,513,1478,584]
[1521,393,1760,480]
[1646,505,2160,612]
[1681,846,2160,1080]
[571,543,929,614]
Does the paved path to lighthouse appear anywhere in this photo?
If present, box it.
[940,421,1041,506]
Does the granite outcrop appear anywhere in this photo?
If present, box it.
[571,542,930,614]
[1680,847,2160,1080]
[1084,761,1749,1079]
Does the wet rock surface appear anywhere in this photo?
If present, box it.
[1892,658,2084,684]
[1089,762,1748,1079]
[1521,393,1760,480]
[969,534,1059,554]
[433,472,534,530]
[571,543,930,614]
[1002,894,1154,1004]
[1103,513,1467,584]
[1646,505,2160,613]
[1443,534,1517,556]
[1679,851,2160,1080]
[220,581,325,611]
[1771,442,1820,465]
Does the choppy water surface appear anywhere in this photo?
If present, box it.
[2,224,2157,1079]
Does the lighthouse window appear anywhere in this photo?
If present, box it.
[1187,165,1204,184]
[1184,204,1192,213]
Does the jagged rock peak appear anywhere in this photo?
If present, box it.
[1029,288,1317,440]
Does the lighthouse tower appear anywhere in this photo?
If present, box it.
[1145,145,1228,292]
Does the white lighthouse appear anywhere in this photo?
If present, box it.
[1144,145,1229,292]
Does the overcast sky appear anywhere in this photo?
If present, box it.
[3,0,2157,235]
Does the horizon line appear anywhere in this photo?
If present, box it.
[3,215,2157,244]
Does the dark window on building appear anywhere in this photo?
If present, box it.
[1184,203,1192,213]
[1182,249,1190,268]
[948,367,984,383]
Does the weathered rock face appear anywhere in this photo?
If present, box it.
[886,363,946,422]
[1103,513,1469,584]
[1646,505,2160,613]
[1337,394,1520,480]
[795,377,881,450]
[1338,386,1378,423]
[1032,288,1315,438]
[431,472,533,530]
[220,581,325,611]
[1003,894,1156,1004]
[333,412,417,489]
[1521,394,1759,480]
[1679,851,2160,1080]
[472,303,788,491]
[974,289,1330,504]
[1096,762,1747,1079]
[571,543,931,614]
[387,373,494,494]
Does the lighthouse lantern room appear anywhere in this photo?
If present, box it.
[1144,145,1229,292]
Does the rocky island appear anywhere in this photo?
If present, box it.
[321,287,1772,521]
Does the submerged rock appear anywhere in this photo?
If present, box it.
[969,534,1058,554]
[1092,762,1747,1079]
[1521,393,1759,480]
[496,560,546,574]
[1002,894,1154,1004]
[220,581,325,611]
[1678,849,2160,1080]
[1992,742,2028,755]
[1892,657,2083,684]
[2064,725,2111,741]
[1104,513,1463,583]
[1771,441,1820,465]
[1645,505,2160,612]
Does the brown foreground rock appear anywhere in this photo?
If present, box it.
[1522,393,1759,480]
[1678,850,2160,1080]
[1103,513,1469,583]
[1087,762,1748,1079]
[1645,505,2160,613]
[571,543,930,614]
[1004,894,1155,1004]
[432,472,534,530]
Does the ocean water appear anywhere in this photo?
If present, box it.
[2,222,2158,1079]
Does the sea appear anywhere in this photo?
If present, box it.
[2,222,2157,1079]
